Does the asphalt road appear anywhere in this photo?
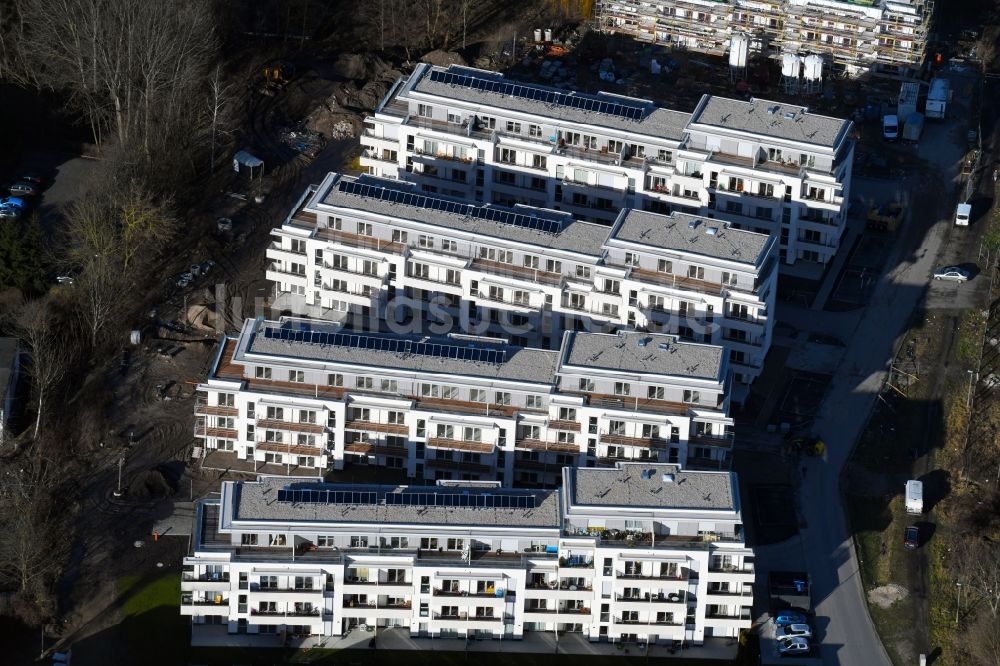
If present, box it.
[767,68,997,666]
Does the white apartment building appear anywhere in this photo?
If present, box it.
[194,318,736,483]
[182,463,754,647]
[359,63,853,266]
[267,172,776,385]
[597,0,933,77]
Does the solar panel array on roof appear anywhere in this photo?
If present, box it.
[261,326,508,365]
[337,179,564,234]
[428,68,648,121]
[276,488,536,509]
[384,492,535,509]
[277,489,378,504]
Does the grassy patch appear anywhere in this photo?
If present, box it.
[955,308,987,365]
[117,572,188,666]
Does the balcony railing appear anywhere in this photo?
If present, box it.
[194,398,238,417]
[183,573,230,582]
[708,563,755,574]
[514,438,580,454]
[193,424,238,439]
[252,608,323,617]
[426,437,494,453]
[256,418,325,434]
[616,593,686,603]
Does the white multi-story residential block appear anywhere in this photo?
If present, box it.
[597,0,933,77]
[267,173,776,386]
[182,463,754,647]
[359,63,853,266]
[194,318,736,482]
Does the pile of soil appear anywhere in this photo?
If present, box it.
[127,464,180,500]
[867,583,909,609]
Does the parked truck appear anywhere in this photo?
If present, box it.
[905,480,923,514]
[902,112,924,142]
[926,78,950,119]
[897,81,920,121]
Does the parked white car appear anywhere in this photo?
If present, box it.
[778,623,813,640]
[932,266,970,283]
[778,636,811,655]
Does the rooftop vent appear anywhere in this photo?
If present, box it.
[767,105,780,115]
[637,337,650,348]
[662,473,675,483]
[706,226,719,236]
[688,219,699,230]
[784,111,796,120]
[657,342,670,351]
[640,469,656,480]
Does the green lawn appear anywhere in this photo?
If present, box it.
[117,572,189,665]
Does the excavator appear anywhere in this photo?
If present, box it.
[786,434,825,457]
[261,61,295,93]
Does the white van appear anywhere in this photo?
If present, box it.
[905,480,923,515]
[882,114,899,141]
[955,202,971,226]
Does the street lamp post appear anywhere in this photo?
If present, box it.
[966,370,976,408]
[955,583,963,625]
[113,457,125,497]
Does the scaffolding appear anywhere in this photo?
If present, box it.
[594,0,935,76]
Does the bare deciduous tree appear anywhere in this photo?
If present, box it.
[0,457,68,617]
[4,0,217,164]
[14,299,69,439]
[956,539,1000,618]
[967,610,1000,666]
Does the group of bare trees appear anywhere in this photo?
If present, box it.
[0,0,232,182]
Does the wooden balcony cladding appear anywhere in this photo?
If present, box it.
[256,441,325,456]
[344,420,408,435]
[425,458,492,473]
[601,433,669,449]
[194,399,238,417]
[547,420,581,432]
[426,437,494,453]
[194,425,238,439]
[256,419,325,434]
[343,442,407,455]
[514,439,580,454]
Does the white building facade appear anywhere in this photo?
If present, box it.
[194,319,736,482]
[182,463,754,647]
[359,63,853,266]
[596,0,933,77]
[266,173,776,386]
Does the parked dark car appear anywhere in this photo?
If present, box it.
[904,525,920,550]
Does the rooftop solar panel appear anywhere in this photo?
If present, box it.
[260,326,508,365]
[336,179,564,235]
[427,69,647,121]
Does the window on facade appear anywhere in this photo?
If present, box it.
[328,373,343,387]
[381,379,398,393]
[558,407,577,420]
[505,121,521,133]
[356,376,374,390]
[417,104,433,117]
[418,234,434,248]
[578,378,595,392]
[499,148,517,164]
[495,391,511,405]
[613,382,631,396]
[350,536,368,548]
[683,390,701,404]
[255,367,272,379]
[526,395,542,409]
[529,124,542,137]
